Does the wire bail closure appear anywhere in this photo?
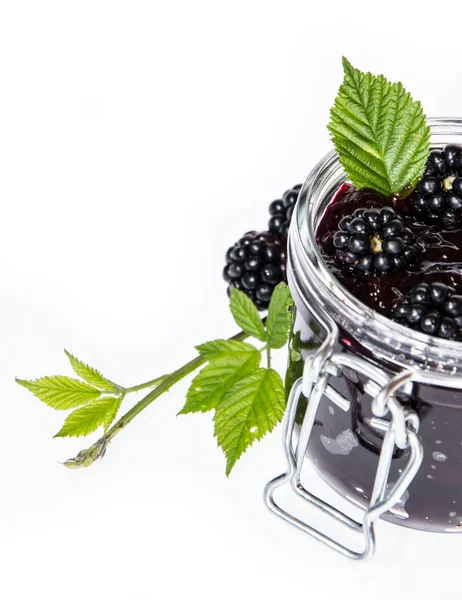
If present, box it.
[264,348,425,560]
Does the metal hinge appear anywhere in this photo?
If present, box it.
[264,352,424,560]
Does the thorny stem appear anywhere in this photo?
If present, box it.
[64,326,259,469]
[123,374,170,394]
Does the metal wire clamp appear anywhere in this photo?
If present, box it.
[264,352,424,560]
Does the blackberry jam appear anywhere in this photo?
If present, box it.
[285,119,462,532]
[316,182,462,320]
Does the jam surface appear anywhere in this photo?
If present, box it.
[316,183,462,317]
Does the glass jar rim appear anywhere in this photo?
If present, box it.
[290,117,462,373]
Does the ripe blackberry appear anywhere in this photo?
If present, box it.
[391,282,462,340]
[223,231,286,310]
[333,206,420,274]
[414,144,462,227]
[268,184,302,241]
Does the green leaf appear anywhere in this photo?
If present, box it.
[64,350,116,392]
[328,57,430,196]
[102,396,123,431]
[54,396,123,438]
[214,368,286,476]
[229,287,266,341]
[179,347,261,415]
[196,339,259,360]
[16,376,102,410]
[265,283,293,349]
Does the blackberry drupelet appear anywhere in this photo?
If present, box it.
[268,184,302,241]
[392,282,462,340]
[223,231,286,310]
[333,206,420,274]
[414,144,462,227]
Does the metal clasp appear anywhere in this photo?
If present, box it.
[264,351,424,560]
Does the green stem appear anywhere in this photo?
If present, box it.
[266,347,271,369]
[63,327,252,469]
[124,374,170,394]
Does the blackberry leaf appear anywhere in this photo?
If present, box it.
[54,395,123,438]
[178,348,261,415]
[64,350,116,392]
[229,287,267,341]
[328,57,430,196]
[266,283,293,349]
[102,396,123,432]
[195,339,258,361]
[16,376,102,410]
[214,368,286,476]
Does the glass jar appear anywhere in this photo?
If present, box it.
[283,118,462,536]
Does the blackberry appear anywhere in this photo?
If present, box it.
[223,231,286,310]
[391,282,462,340]
[333,206,420,274]
[268,184,302,241]
[414,144,462,227]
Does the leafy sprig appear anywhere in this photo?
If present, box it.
[16,283,293,475]
[328,57,431,197]
[179,284,292,474]
[17,350,123,434]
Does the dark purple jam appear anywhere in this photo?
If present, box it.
[316,183,462,318]
[292,181,462,532]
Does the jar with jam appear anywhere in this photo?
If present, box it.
[265,118,462,559]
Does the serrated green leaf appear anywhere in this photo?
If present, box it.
[328,57,430,196]
[179,349,261,415]
[64,350,115,392]
[229,287,266,341]
[196,339,259,360]
[16,376,101,410]
[266,283,293,349]
[214,368,286,476]
[54,396,123,438]
[103,396,123,431]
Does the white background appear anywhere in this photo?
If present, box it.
[2,1,462,599]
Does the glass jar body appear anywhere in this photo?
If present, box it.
[287,294,462,532]
[287,118,462,533]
